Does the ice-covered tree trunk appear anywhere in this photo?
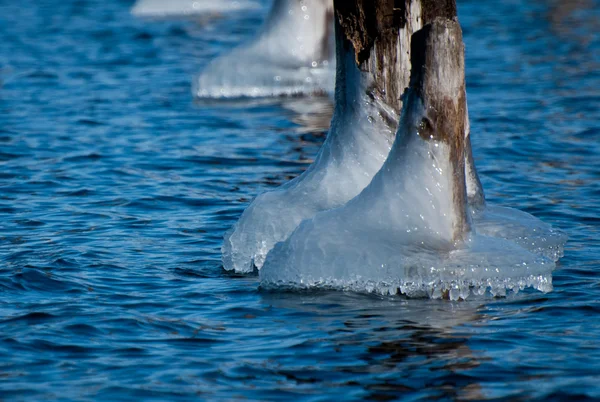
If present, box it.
[335,0,485,211]
[335,0,470,241]
[408,19,470,240]
[223,0,479,272]
[259,2,567,297]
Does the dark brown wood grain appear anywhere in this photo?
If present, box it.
[334,0,456,113]
[333,1,472,241]
[408,18,470,240]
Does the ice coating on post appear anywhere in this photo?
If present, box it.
[472,206,567,261]
[463,100,567,261]
[464,105,485,208]
[131,0,261,18]
[222,0,565,276]
[222,0,450,272]
[221,21,393,272]
[407,20,471,241]
[260,19,557,299]
[195,0,336,98]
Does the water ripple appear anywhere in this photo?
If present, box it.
[0,0,599,400]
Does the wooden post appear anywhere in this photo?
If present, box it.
[334,0,485,221]
[408,18,470,239]
[334,0,473,242]
[334,0,457,115]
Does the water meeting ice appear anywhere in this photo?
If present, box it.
[221,31,395,272]
[223,1,566,298]
[223,0,426,272]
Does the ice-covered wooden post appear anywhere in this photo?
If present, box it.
[223,0,484,271]
[259,1,567,294]
[334,0,473,241]
[196,0,336,98]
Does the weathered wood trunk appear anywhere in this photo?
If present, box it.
[409,18,470,239]
[334,0,474,241]
[334,0,457,114]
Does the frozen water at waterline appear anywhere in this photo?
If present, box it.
[131,0,261,18]
[221,77,566,277]
[258,89,564,299]
[260,231,555,300]
[196,63,333,98]
[222,16,567,290]
[222,91,393,272]
[222,46,395,273]
[259,177,560,300]
[195,0,335,98]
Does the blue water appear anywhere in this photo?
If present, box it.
[1,0,599,400]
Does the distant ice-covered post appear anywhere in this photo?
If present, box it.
[196,0,336,98]
[131,0,261,17]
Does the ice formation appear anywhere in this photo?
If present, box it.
[258,20,566,300]
[131,0,261,18]
[195,0,335,98]
[222,4,566,277]
[222,46,395,272]
[464,105,567,263]
[222,1,424,272]
[471,206,567,262]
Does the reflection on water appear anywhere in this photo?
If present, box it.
[262,292,486,401]
[548,0,599,42]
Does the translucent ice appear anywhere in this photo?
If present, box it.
[260,89,557,299]
[222,50,395,272]
[471,205,567,262]
[195,0,335,98]
[131,0,261,18]
[222,23,566,276]
[464,108,567,263]
[258,20,566,298]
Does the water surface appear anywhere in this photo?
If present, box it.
[1,0,599,400]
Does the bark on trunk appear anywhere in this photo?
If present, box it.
[409,18,470,239]
[334,0,456,114]
[334,0,474,241]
